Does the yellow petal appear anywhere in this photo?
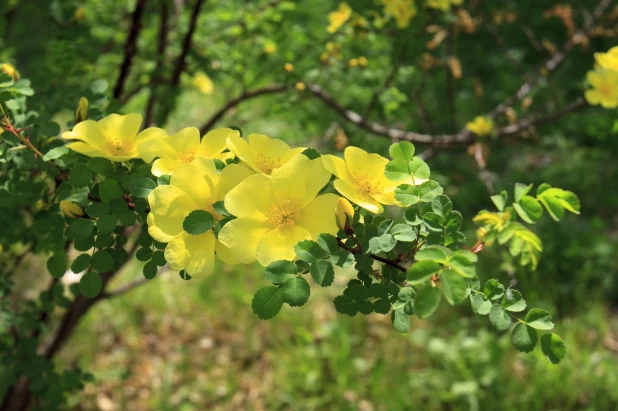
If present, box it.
[137,137,176,164]
[215,239,240,264]
[321,154,355,181]
[224,174,273,220]
[170,158,218,207]
[165,231,216,277]
[215,163,254,201]
[226,134,256,169]
[147,185,198,242]
[344,146,389,182]
[281,146,307,163]
[295,193,340,238]
[62,119,105,146]
[166,127,200,153]
[585,90,602,105]
[133,127,167,146]
[271,155,331,208]
[334,178,383,214]
[67,142,111,159]
[199,128,239,157]
[98,113,142,143]
[217,218,272,264]
[256,225,311,266]
[151,157,182,177]
[586,71,602,88]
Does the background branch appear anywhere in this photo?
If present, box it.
[112,0,147,100]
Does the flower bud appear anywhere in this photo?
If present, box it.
[74,97,89,123]
[60,200,85,218]
[335,197,354,233]
[1,63,19,81]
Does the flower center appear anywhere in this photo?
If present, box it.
[104,136,133,156]
[354,173,381,195]
[177,147,198,164]
[267,197,301,229]
[255,154,282,174]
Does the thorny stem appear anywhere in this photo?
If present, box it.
[0,106,44,158]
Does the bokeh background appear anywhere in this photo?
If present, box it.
[2,0,618,409]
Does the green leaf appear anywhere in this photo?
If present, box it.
[440,269,467,305]
[404,208,423,225]
[179,270,192,280]
[96,215,117,234]
[501,289,527,312]
[143,261,158,279]
[79,271,102,298]
[483,279,505,301]
[414,286,441,318]
[470,294,492,315]
[87,158,114,176]
[281,277,310,307]
[514,183,533,203]
[415,246,450,262]
[301,148,321,159]
[431,195,452,221]
[331,250,354,268]
[69,164,93,187]
[0,73,14,87]
[373,298,391,314]
[86,202,110,218]
[525,308,554,330]
[183,210,214,235]
[212,201,231,218]
[416,180,443,202]
[91,79,108,93]
[448,255,476,278]
[136,247,153,262]
[490,190,507,212]
[395,184,419,205]
[129,178,157,198]
[349,284,371,302]
[91,250,114,273]
[489,304,512,332]
[43,146,70,161]
[408,157,430,180]
[157,174,171,185]
[540,333,566,364]
[389,141,415,161]
[252,286,284,319]
[513,196,543,223]
[265,260,298,284]
[407,261,441,285]
[511,323,538,353]
[71,254,91,273]
[47,253,67,278]
[316,233,338,255]
[334,295,358,316]
[385,160,410,181]
[391,310,410,334]
[98,179,123,203]
[310,260,335,287]
[68,219,94,240]
[294,240,325,263]
[378,234,397,252]
[151,251,166,266]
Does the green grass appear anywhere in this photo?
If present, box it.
[59,261,618,411]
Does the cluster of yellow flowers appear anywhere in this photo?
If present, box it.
[327,3,352,33]
[585,47,618,109]
[380,0,417,29]
[62,114,416,277]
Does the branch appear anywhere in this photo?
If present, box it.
[337,239,407,273]
[198,84,287,134]
[112,0,147,100]
[101,276,151,299]
[170,0,206,87]
[144,0,170,128]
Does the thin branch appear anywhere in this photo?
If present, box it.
[144,0,170,128]
[170,0,206,87]
[101,277,151,299]
[337,239,407,273]
[112,0,147,100]
[198,84,287,134]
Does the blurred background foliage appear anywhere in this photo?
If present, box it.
[1,0,618,409]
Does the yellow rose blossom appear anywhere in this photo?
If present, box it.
[1,63,19,81]
[327,3,352,33]
[61,113,166,162]
[348,58,359,68]
[60,201,84,218]
[284,63,294,72]
[335,197,354,231]
[192,71,214,95]
[585,69,618,109]
[381,0,417,29]
[322,147,421,214]
[359,56,368,67]
[295,82,306,91]
[138,127,235,176]
[595,47,618,71]
[226,133,306,175]
[218,155,340,266]
[263,43,277,54]
[147,158,253,277]
[466,116,494,136]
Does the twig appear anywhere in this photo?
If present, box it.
[101,276,151,299]
[337,238,407,273]
[112,0,147,100]
[144,0,170,128]
[170,0,206,87]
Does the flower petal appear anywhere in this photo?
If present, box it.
[62,120,105,146]
[321,154,355,181]
[217,218,272,264]
[256,225,311,266]
[138,138,176,164]
[98,113,142,143]
[334,178,383,214]
[165,231,215,277]
[133,127,167,146]
[224,174,273,219]
[295,193,340,239]
[166,127,200,153]
[271,155,331,208]
[215,163,254,202]
[147,185,199,242]
[151,157,182,177]
[344,146,389,182]
[199,128,239,157]
[171,158,218,207]
[67,142,110,159]
[227,134,255,169]
[215,238,239,264]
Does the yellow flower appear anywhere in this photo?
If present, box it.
[74,97,89,123]
[62,113,166,162]
[147,158,253,277]
[382,0,417,29]
[595,47,618,71]
[60,201,84,218]
[466,116,494,136]
[218,155,340,266]
[192,71,214,95]
[348,58,359,68]
[139,127,234,176]
[263,43,277,54]
[322,146,420,214]
[295,82,306,91]
[358,56,368,67]
[335,197,354,231]
[73,7,86,22]
[585,69,618,109]
[284,63,294,72]
[1,63,19,81]
[426,0,451,11]
[226,133,306,175]
[327,3,352,33]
